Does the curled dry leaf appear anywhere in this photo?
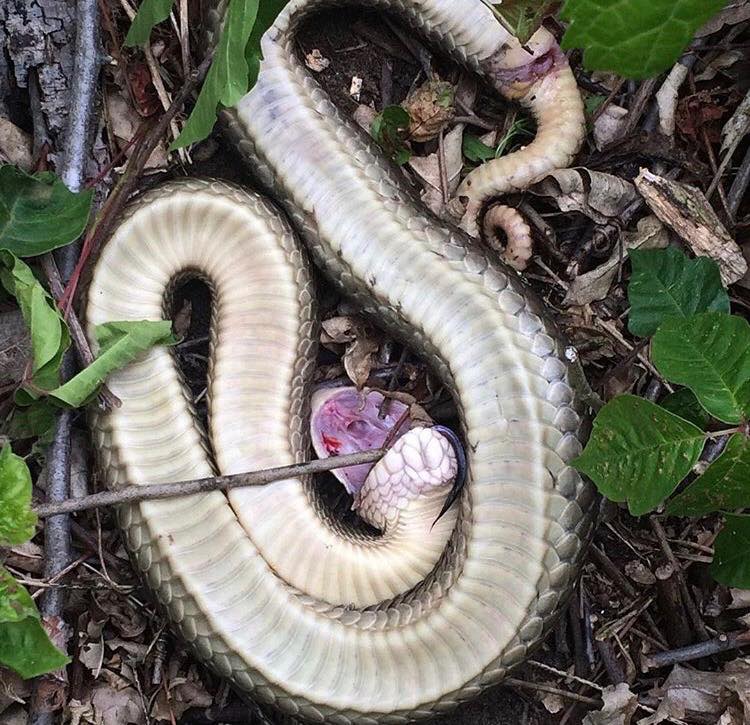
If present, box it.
[593,104,628,149]
[403,78,455,142]
[656,63,690,138]
[530,168,639,225]
[696,0,750,37]
[695,50,744,82]
[564,216,668,307]
[583,683,637,725]
[151,673,213,721]
[321,316,380,389]
[637,662,750,725]
[624,560,657,586]
[634,168,747,286]
[0,118,33,171]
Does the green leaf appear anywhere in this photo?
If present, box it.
[172,0,260,149]
[628,247,729,337]
[47,320,176,407]
[0,445,37,546]
[652,313,750,424]
[668,434,750,517]
[560,0,726,79]
[491,1,555,45]
[571,394,704,515]
[0,568,68,678]
[659,388,711,429]
[371,106,412,166]
[245,0,288,87]
[124,0,173,46]
[0,166,92,257]
[3,400,57,443]
[710,514,750,589]
[0,252,69,396]
[463,134,496,164]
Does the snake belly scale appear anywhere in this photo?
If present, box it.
[86,0,597,722]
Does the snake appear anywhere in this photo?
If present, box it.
[85,0,597,721]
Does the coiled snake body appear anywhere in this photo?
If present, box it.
[86,1,596,721]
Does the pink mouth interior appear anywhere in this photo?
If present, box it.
[310,387,413,494]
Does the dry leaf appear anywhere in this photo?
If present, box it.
[79,639,105,679]
[89,684,145,725]
[0,118,33,171]
[637,662,750,724]
[531,168,638,225]
[151,676,213,721]
[584,684,638,725]
[304,49,330,73]
[634,168,747,285]
[564,216,668,306]
[403,78,455,142]
[321,316,379,388]
[695,50,744,82]
[105,91,166,169]
[408,125,464,216]
[92,591,147,639]
[593,104,629,149]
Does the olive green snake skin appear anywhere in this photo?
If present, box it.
[85,0,596,721]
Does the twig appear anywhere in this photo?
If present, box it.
[642,629,750,671]
[728,143,750,218]
[504,678,601,707]
[34,449,385,517]
[650,516,710,642]
[62,51,214,307]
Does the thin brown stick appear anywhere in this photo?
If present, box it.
[34,449,385,517]
[504,678,601,707]
[642,629,750,671]
[650,516,710,642]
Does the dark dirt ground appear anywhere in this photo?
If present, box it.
[3,2,750,724]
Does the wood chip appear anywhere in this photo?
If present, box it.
[634,168,747,285]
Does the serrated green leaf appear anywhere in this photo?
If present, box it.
[659,388,710,429]
[628,247,729,337]
[0,252,69,396]
[710,514,750,588]
[668,434,750,517]
[560,0,726,79]
[0,568,68,678]
[172,0,260,149]
[652,313,750,424]
[124,0,173,46]
[571,394,704,515]
[47,320,175,407]
[0,446,37,547]
[0,166,92,257]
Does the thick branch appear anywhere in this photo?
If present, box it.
[34,449,385,517]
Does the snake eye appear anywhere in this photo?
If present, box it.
[430,425,467,526]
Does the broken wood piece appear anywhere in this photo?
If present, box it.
[634,168,747,285]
